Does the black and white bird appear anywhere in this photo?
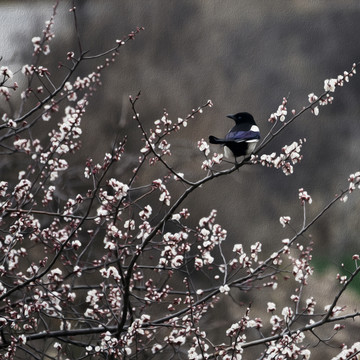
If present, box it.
[209,112,260,159]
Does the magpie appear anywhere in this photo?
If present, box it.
[209,112,260,159]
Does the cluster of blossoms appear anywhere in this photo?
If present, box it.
[0,11,148,357]
[0,66,17,101]
[152,178,171,206]
[167,298,211,357]
[298,187,312,205]
[254,139,305,175]
[331,342,360,360]
[138,101,212,166]
[308,63,357,116]
[265,332,309,359]
[348,171,360,193]
[158,230,190,268]
[231,241,263,273]
[31,12,55,55]
[197,138,224,170]
[194,209,227,269]
[268,97,288,123]
[289,242,313,284]
[266,64,357,133]
[223,308,263,357]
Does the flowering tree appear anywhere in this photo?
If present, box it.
[0,2,360,359]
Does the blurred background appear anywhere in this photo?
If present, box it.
[1,0,360,356]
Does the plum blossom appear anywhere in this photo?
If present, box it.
[0,66,13,79]
[139,205,152,220]
[257,139,305,175]
[324,78,338,92]
[348,171,360,193]
[12,179,32,202]
[281,306,294,323]
[152,179,171,206]
[267,302,276,312]
[219,284,230,294]
[279,216,291,227]
[298,188,312,205]
[197,138,210,156]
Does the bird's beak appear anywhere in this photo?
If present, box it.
[226,114,235,120]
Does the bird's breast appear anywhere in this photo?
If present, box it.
[246,141,258,154]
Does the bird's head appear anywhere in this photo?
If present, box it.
[227,112,255,125]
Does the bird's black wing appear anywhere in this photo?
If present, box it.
[225,130,260,143]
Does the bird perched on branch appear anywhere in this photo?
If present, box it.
[209,112,260,159]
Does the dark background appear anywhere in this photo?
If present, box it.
[4,0,358,257]
[1,1,360,355]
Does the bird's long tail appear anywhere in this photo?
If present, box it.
[209,136,226,144]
